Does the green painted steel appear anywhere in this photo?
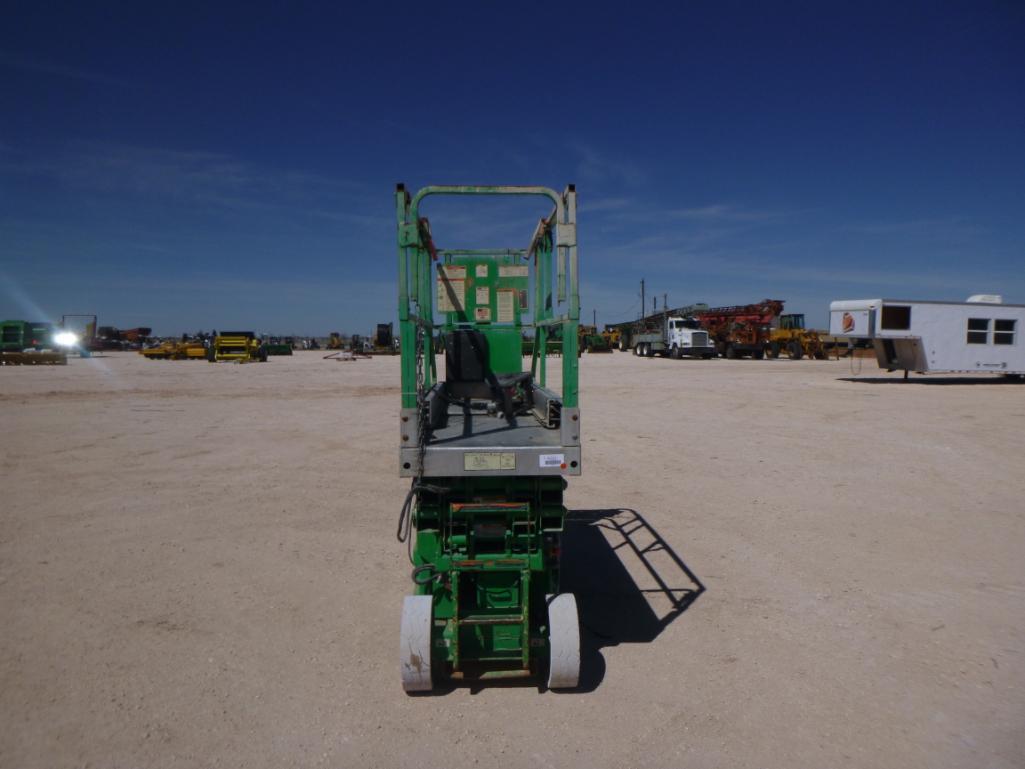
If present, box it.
[396,184,578,409]
[411,477,565,672]
[1,320,30,352]
[396,184,580,684]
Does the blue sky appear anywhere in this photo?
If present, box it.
[2,1,1023,335]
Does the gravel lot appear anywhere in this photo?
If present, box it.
[2,351,1023,768]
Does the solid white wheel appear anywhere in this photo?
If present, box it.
[547,593,580,689]
[399,595,433,693]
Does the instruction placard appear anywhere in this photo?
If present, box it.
[475,286,490,306]
[497,290,515,322]
[498,265,528,278]
[437,278,464,312]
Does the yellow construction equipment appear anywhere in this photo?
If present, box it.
[765,314,826,360]
[139,340,209,360]
[209,331,267,363]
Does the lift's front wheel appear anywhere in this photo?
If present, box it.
[547,593,581,690]
[399,595,433,693]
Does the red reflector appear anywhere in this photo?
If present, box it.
[560,463,567,470]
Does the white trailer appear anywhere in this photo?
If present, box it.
[828,295,1025,376]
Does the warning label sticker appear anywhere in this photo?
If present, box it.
[498,265,528,278]
[464,452,516,471]
[438,265,466,280]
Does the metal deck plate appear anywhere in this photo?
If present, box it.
[429,412,564,448]
[399,409,581,478]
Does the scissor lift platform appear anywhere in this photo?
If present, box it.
[399,392,580,478]
[395,184,582,692]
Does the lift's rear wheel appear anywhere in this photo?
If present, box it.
[547,593,580,689]
[788,340,803,360]
[399,595,433,693]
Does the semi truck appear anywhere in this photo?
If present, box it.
[628,315,715,358]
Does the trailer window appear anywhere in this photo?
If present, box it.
[994,319,1016,345]
[880,306,911,330]
[967,318,989,344]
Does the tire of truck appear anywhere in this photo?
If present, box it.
[620,338,628,352]
[632,344,639,356]
[752,348,764,360]
[788,340,803,360]
[767,342,781,359]
[725,345,736,359]
[670,344,681,359]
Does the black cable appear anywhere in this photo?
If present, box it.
[396,484,417,542]
[396,481,450,564]
[411,564,444,585]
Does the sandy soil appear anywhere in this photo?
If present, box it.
[1,351,1023,769]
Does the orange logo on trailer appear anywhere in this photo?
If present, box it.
[842,312,855,333]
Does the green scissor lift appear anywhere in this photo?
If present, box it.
[396,184,582,692]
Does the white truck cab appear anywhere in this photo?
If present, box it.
[633,315,715,358]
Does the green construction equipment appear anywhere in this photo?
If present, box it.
[0,320,66,365]
[396,184,581,692]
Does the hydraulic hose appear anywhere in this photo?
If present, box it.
[396,481,449,563]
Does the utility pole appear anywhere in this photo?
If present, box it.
[640,279,645,320]
[663,293,668,311]
[592,309,596,328]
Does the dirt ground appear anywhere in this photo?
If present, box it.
[1,351,1023,769]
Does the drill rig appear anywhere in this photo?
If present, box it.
[695,299,785,359]
[396,184,582,692]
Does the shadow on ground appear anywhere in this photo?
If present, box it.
[838,376,1024,386]
[561,508,705,692]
